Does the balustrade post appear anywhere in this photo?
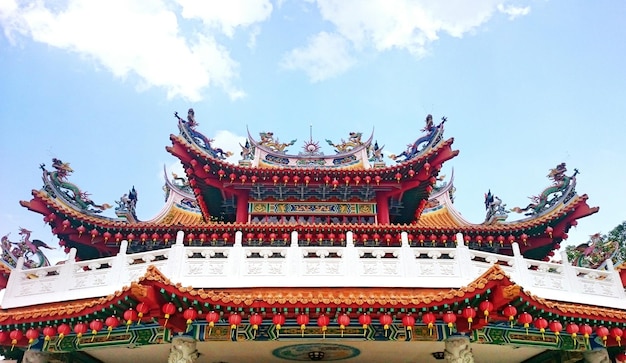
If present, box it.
[399,231,415,278]
[560,250,581,293]
[53,247,78,297]
[344,231,357,278]
[111,240,129,286]
[230,231,243,277]
[602,258,624,297]
[166,231,186,282]
[511,242,529,286]
[455,233,473,283]
[289,230,300,278]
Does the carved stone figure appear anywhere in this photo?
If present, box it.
[443,336,474,363]
[583,348,610,363]
[22,350,49,363]
[168,336,199,363]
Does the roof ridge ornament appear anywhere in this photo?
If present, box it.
[175,108,233,160]
[389,114,446,162]
[511,163,579,216]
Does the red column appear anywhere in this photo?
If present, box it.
[235,190,249,223]
[376,193,390,225]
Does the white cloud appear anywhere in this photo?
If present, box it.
[282,0,531,79]
[281,31,355,82]
[176,0,273,38]
[213,130,248,164]
[0,0,268,101]
[497,4,530,20]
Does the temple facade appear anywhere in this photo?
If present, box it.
[1,110,624,363]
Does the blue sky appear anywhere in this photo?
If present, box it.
[0,0,624,263]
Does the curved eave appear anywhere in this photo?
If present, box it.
[2,265,625,329]
[169,133,457,180]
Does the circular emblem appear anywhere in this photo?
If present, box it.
[273,343,360,361]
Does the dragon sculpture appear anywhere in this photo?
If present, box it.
[325,132,364,153]
[389,114,445,162]
[42,158,112,213]
[1,228,53,268]
[258,132,296,152]
[483,190,509,223]
[368,141,385,162]
[511,163,578,216]
[570,233,619,270]
[239,139,255,160]
[176,108,233,160]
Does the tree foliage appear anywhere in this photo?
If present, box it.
[565,221,626,268]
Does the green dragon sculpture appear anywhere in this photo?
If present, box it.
[511,163,578,216]
[42,158,111,213]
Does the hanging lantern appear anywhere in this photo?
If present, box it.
[304,175,311,185]
[379,314,393,337]
[199,233,207,244]
[151,232,159,242]
[251,175,258,184]
[42,326,56,342]
[395,172,402,182]
[337,314,351,337]
[9,329,23,350]
[365,175,372,184]
[230,173,237,182]
[566,323,579,345]
[77,225,86,236]
[374,175,381,185]
[332,179,339,189]
[549,321,563,343]
[73,322,88,341]
[545,226,553,238]
[162,302,176,328]
[282,232,290,243]
[123,308,138,332]
[479,301,494,323]
[104,316,119,339]
[273,313,286,338]
[422,312,436,336]
[358,314,372,337]
[596,326,609,347]
[62,219,71,230]
[205,311,220,336]
[497,235,505,247]
[218,169,225,179]
[163,233,172,244]
[486,235,494,246]
[186,233,195,244]
[249,313,263,338]
[580,324,593,344]
[612,327,624,346]
[616,352,626,363]
[228,313,242,340]
[282,175,289,185]
[272,175,280,185]
[408,169,415,178]
[402,314,416,341]
[503,305,518,328]
[240,175,247,184]
[25,328,39,350]
[222,232,231,242]
[476,235,483,246]
[57,324,71,342]
[354,176,361,185]
[136,302,150,325]
[183,308,198,332]
[343,176,350,185]
[127,233,135,242]
[90,228,99,241]
[317,315,330,339]
[296,314,310,337]
[89,319,103,342]
[518,312,533,334]
[440,234,448,244]
[462,307,477,330]
[534,318,548,340]
[443,311,457,334]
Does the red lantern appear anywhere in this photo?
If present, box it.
[151,232,159,242]
[402,314,416,340]
[476,235,483,245]
[612,327,624,346]
[222,232,230,242]
[183,308,198,332]
[354,176,361,185]
[597,326,609,346]
[43,326,56,342]
[379,314,393,337]
[395,172,402,182]
[0,330,8,344]
[77,225,86,236]
[163,233,171,243]
[549,321,563,342]
[479,301,494,323]
[534,318,548,340]
[343,176,350,185]
[73,322,88,340]
[486,235,494,246]
[240,175,247,184]
[616,352,626,363]
[229,313,242,329]
[62,219,71,230]
[337,314,350,337]
[296,314,309,337]
[105,316,119,339]
[127,233,135,242]
[199,233,207,244]
[57,324,71,342]
[230,173,237,182]
[205,311,220,335]
[89,319,103,341]
[503,305,518,328]
[26,328,39,349]
[374,175,381,185]
[317,315,330,339]
[545,226,553,238]
[186,233,195,243]
[90,228,99,241]
[123,308,138,331]
[580,324,593,344]
[358,314,371,337]
[462,307,477,330]
[497,235,505,247]
[365,175,371,184]
[10,329,23,349]
[443,311,457,334]
[422,312,436,336]
[249,313,263,338]
[218,169,225,179]
[566,323,579,345]
[162,302,176,327]
[518,312,533,334]
[273,313,286,338]
[304,175,310,185]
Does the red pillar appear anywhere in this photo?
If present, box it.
[376,193,390,225]
[235,190,249,223]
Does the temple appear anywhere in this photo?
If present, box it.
[1,109,624,363]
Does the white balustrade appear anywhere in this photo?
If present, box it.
[1,231,624,310]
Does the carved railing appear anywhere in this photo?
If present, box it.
[2,232,624,309]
